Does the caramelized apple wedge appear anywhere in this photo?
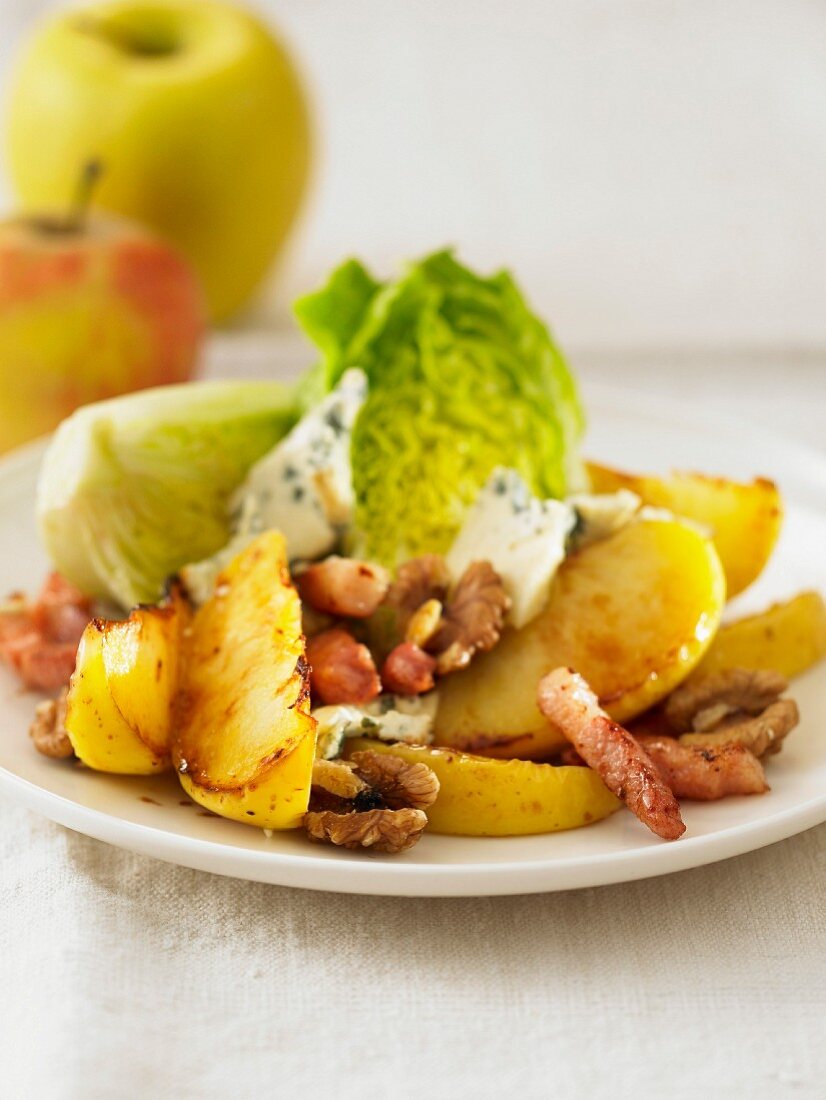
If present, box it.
[103,586,188,758]
[586,462,782,597]
[434,519,725,759]
[65,589,187,774]
[694,590,826,681]
[345,738,621,835]
[173,531,316,828]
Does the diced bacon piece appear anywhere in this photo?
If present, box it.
[381,642,437,696]
[32,572,92,644]
[636,735,768,800]
[297,557,390,619]
[17,641,80,692]
[306,628,382,706]
[0,573,92,691]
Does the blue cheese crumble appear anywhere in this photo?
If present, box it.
[230,368,368,563]
[446,467,576,629]
[313,694,438,760]
[568,488,642,548]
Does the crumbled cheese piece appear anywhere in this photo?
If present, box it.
[313,705,366,760]
[567,489,642,548]
[363,692,439,742]
[446,467,575,629]
[312,694,438,760]
[231,369,367,562]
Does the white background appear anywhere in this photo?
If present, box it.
[1,0,825,349]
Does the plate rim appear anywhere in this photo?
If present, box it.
[1,387,825,897]
[1,760,825,896]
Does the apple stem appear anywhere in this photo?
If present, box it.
[65,160,104,232]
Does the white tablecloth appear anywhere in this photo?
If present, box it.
[3,342,825,1099]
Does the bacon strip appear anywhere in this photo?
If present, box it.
[306,628,381,706]
[636,735,768,800]
[0,573,91,691]
[537,667,685,840]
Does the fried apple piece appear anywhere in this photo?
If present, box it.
[537,667,685,840]
[65,588,187,774]
[344,738,621,836]
[435,519,725,759]
[173,532,316,829]
[694,591,826,682]
[586,463,782,597]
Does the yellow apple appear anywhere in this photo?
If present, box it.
[0,197,205,453]
[5,0,311,323]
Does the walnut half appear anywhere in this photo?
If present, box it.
[303,749,439,854]
[29,689,73,759]
[665,668,787,732]
[429,561,511,674]
[384,555,450,631]
[350,749,440,811]
[304,807,428,853]
[665,667,799,759]
[681,698,799,759]
[311,758,367,800]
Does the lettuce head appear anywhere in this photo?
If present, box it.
[294,250,585,565]
[37,381,296,607]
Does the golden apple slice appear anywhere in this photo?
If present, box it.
[345,739,621,836]
[173,531,316,828]
[695,590,826,681]
[434,519,725,759]
[587,462,782,597]
[65,591,186,774]
[102,587,188,758]
[66,626,163,775]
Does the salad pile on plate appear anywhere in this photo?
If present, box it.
[4,251,826,853]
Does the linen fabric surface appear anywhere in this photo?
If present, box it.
[3,800,824,1099]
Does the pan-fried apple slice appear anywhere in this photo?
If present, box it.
[587,462,782,597]
[694,590,826,681]
[102,587,188,758]
[65,592,186,774]
[173,531,316,828]
[177,734,316,829]
[434,519,725,759]
[345,738,621,835]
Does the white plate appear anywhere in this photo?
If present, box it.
[1,386,824,897]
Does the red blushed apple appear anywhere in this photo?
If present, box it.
[0,201,206,452]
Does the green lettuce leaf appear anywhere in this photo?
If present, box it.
[37,381,297,607]
[294,250,585,565]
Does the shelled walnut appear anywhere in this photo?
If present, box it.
[429,561,510,674]
[29,688,72,759]
[665,668,799,758]
[303,748,439,854]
